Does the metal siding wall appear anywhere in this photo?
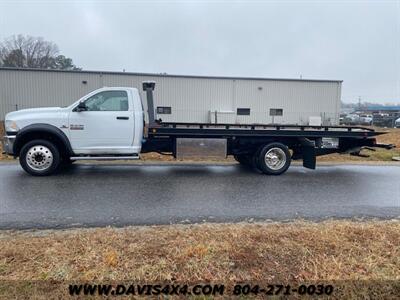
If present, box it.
[0,70,102,117]
[0,69,340,125]
[233,80,340,125]
[101,74,234,123]
[151,77,234,123]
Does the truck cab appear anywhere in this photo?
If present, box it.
[3,87,144,175]
[67,87,143,154]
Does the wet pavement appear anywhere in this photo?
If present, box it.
[0,163,399,229]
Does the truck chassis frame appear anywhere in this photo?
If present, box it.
[142,121,391,172]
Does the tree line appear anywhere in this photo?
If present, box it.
[0,34,80,70]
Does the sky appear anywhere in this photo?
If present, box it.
[0,0,399,104]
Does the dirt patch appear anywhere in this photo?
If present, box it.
[0,221,399,298]
[0,122,11,161]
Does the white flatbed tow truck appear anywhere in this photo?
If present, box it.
[2,82,394,176]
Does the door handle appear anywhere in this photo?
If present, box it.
[116,116,129,120]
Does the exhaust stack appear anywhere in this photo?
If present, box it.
[142,81,156,126]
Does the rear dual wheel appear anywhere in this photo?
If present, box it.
[256,143,291,175]
[234,143,291,175]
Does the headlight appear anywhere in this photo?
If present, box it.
[5,120,19,132]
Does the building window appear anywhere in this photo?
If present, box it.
[157,106,172,114]
[237,108,250,115]
[270,108,283,116]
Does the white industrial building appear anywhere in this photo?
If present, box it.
[0,68,342,125]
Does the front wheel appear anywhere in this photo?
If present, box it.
[19,139,61,176]
[256,143,291,175]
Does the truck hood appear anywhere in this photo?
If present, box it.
[5,107,69,132]
[6,107,64,120]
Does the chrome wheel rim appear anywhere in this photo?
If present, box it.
[26,145,53,171]
[264,147,286,170]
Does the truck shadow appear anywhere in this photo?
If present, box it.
[58,163,258,176]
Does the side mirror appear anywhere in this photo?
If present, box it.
[76,101,87,112]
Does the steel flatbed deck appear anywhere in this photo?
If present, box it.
[140,82,393,174]
[149,122,383,139]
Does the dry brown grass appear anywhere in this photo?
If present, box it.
[317,148,400,162]
[376,127,400,148]
[0,221,399,298]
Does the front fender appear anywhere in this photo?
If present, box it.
[13,123,73,157]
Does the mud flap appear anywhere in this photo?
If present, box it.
[302,145,316,169]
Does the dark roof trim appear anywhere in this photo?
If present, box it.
[0,67,343,83]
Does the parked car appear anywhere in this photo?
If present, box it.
[395,117,400,128]
[359,114,373,126]
[373,113,397,128]
[343,114,360,125]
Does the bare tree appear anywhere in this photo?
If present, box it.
[0,34,81,70]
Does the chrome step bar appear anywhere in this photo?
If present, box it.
[70,156,140,161]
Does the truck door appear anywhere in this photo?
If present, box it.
[68,89,135,154]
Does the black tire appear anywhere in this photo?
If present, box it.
[256,142,291,175]
[251,147,263,172]
[19,139,61,176]
[234,154,251,165]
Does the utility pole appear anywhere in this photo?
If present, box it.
[358,96,361,111]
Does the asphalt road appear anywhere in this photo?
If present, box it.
[0,163,399,229]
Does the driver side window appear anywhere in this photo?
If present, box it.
[84,91,129,111]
